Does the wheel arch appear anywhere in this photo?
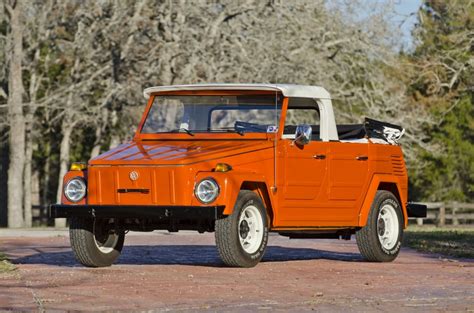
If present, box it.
[240,181,274,227]
[358,175,408,228]
[216,172,273,218]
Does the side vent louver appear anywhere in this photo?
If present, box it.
[391,155,405,176]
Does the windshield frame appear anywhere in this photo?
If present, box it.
[135,90,288,141]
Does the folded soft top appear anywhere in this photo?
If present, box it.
[284,117,404,144]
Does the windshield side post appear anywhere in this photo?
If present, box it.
[134,94,156,141]
[277,96,289,141]
[271,96,288,194]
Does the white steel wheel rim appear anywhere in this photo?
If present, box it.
[93,220,119,254]
[377,204,399,250]
[238,205,264,254]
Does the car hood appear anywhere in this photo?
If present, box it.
[89,140,273,166]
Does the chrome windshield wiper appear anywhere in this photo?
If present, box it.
[228,129,245,136]
[210,128,245,136]
[170,128,195,136]
[211,127,245,136]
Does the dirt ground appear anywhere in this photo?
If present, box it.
[0,230,473,312]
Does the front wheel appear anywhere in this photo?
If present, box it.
[215,190,269,267]
[69,217,125,267]
[356,190,403,262]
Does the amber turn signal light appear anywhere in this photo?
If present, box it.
[215,163,232,172]
[70,162,87,171]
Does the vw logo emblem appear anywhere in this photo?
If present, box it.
[129,171,139,181]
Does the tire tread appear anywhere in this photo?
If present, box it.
[215,190,268,267]
[70,218,98,267]
[356,190,403,262]
[69,217,124,267]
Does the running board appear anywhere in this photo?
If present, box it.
[278,230,353,240]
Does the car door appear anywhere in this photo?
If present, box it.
[279,140,329,224]
[277,99,330,225]
[325,141,369,224]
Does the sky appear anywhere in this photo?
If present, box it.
[327,0,424,51]
[393,0,423,50]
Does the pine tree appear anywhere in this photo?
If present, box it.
[409,0,473,201]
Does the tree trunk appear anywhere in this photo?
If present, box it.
[23,131,33,227]
[41,143,51,219]
[7,1,25,228]
[55,117,75,228]
[109,135,120,150]
[0,137,8,227]
[108,110,120,150]
[23,46,41,228]
[90,144,101,159]
[31,170,40,225]
[90,122,103,159]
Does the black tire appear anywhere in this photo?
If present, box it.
[356,190,404,262]
[215,190,269,268]
[69,217,125,267]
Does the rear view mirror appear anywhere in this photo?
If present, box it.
[294,124,312,146]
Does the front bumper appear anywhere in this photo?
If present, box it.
[49,204,225,220]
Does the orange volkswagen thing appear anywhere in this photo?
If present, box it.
[50,84,426,268]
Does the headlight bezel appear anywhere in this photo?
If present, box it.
[64,177,87,203]
[194,177,220,204]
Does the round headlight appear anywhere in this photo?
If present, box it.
[64,177,87,202]
[194,178,219,204]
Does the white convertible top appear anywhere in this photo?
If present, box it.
[143,83,331,99]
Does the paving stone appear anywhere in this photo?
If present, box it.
[0,232,472,312]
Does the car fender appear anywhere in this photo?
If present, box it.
[358,174,408,227]
[193,171,272,215]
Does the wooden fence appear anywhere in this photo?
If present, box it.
[411,202,474,226]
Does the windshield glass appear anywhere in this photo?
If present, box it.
[141,95,282,134]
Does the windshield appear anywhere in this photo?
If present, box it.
[141,95,282,134]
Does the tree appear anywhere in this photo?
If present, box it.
[407,0,473,201]
[5,0,25,228]
[0,0,446,228]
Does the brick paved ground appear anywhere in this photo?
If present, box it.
[0,231,473,312]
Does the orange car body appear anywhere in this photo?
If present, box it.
[55,84,410,233]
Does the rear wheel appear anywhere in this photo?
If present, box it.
[356,190,403,262]
[215,190,269,267]
[69,217,125,267]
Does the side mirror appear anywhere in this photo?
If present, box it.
[294,124,312,146]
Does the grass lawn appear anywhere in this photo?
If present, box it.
[0,252,16,273]
[403,226,474,259]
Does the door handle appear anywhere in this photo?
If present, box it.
[356,155,368,161]
[313,154,326,160]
